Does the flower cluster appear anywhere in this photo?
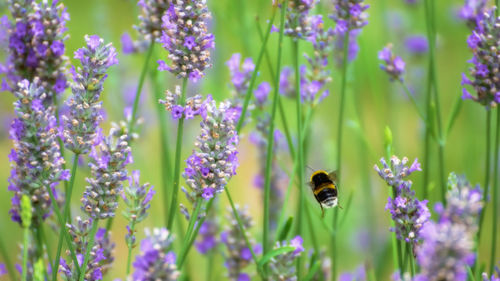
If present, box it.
[182,97,239,201]
[1,0,69,104]
[135,0,171,41]
[375,156,429,246]
[404,35,428,55]
[415,173,483,281]
[268,236,305,281]
[459,0,488,28]
[120,32,148,55]
[60,217,115,280]
[282,0,318,40]
[62,35,118,155]
[221,206,261,281]
[461,9,500,109]
[0,263,6,276]
[159,85,206,120]
[301,15,333,104]
[339,265,366,281]
[122,170,155,247]
[482,268,500,281]
[8,79,68,225]
[196,219,219,254]
[132,228,180,281]
[158,0,215,81]
[378,44,406,81]
[226,53,258,124]
[81,129,131,219]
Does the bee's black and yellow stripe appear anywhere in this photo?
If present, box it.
[310,170,337,207]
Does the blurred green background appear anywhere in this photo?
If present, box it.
[0,0,498,280]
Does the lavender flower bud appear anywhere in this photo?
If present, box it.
[2,0,69,105]
[330,0,370,32]
[414,174,483,281]
[20,195,32,228]
[8,79,69,225]
[132,228,180,281]
[157,0,215,81]
[221,205,260,280]
[81,130,131,220]
[135,0,171,41]
[374,156,421,187]
[459,0,488,29]
[461,9,500,108]
[62,35,118,155]
[159,85,206,120]
[183,97,239,201]
[60,217,115,281]
[378,44,406,81]
[122,170,155,247]
[283,0,318,40]
[268,236,305,281]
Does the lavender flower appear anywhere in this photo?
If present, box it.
[282,0,318,40]
[1,0,69,105]
[332,29,360,65]
[120,32,148,55]
[461,9,500,108]
[157,0,215,81]
[122,170,155,247]
[459,0,488,28]
[196,219,219,254]
[414,173,483,281]
[132,228,180,281]
[339,265,366,281]
[0,263,6,276]
[60,217,115,280]
[182,97,239,201]
[226,53,256,124]
[159,85,206,120]
[62,35,118,155]
[268,236,305,281]
[378,45,406,81]
[81,129,131,219]
[482,268,500,281]
[404,35,428,55]
[135,0,171,41]
[8,79,68,225]
[221,206,260,280]
[375,156,429,246]
[254,82,271,108]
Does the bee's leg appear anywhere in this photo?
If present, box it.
[320,205,325,218]
[338,203,343,210]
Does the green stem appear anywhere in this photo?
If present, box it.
[166,77,188,230]
[0,229,17,281]
[479,110,491,238]
[409,244,415,277]
[47,177,80,277]
[128,41,155,133]
[424,0,446,204]
[78,220,99,281]
[263,0,286,256]
[151,64,174,226]
[126,221,136,276]
[22,227,29,281]
[39,224,53,273]
[490,108,500,275]
[235,5,277,133]
[331,29,350,281]
[177,198,204,269]
[53,154,79,281]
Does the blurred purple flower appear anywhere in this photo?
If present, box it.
[378,45,406,81]
[405,35,428,54]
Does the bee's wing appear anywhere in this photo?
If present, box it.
[328,170,338,182]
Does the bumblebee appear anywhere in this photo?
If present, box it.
[308,170,339,217]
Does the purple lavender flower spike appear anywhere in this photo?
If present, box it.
[132,228,180,281]
[0,263,6,276]
[462,8,500,109]
[60,217,115,280]
[123,170,155,248]
[81,128,131,219]
[414,173,483,281]
[8,78,68,225]
[159,85,205,120]
[375,156,430,246]
[221,205,258,280]
[61,35,117,155]
[182,98,239,202]
[481,268,500,281]
[226,53,256,125]
[283,0,318,40]
[379,44,406,81]
[135,0,171,41]
[2,0,69,105]
[268,235,305,280]
[158,0,214,81]
[195,220,218,254]
[254,82,271,108]
[339,265,366,281]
